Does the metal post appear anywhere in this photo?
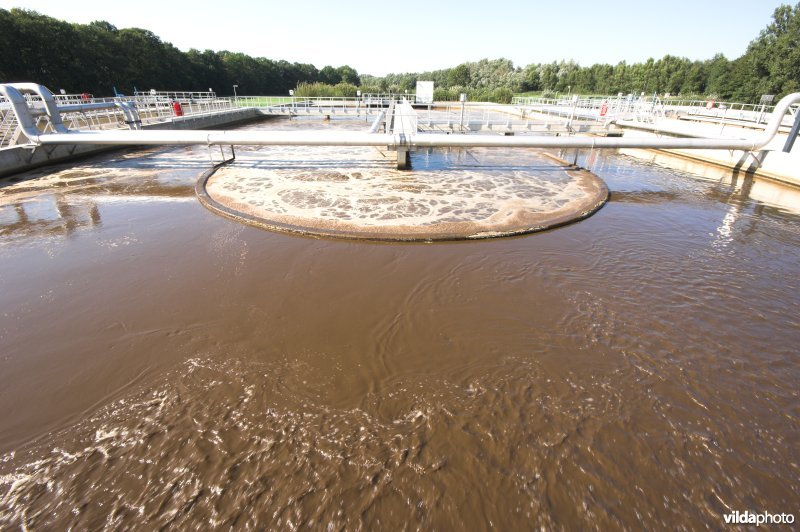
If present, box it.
[757,95,775,124]
[566,95,578,129]
[783,110,800,153]
[459,93,466,132]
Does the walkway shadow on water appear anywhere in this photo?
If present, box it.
[224,157,571,174]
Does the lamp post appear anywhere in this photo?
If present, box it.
[233,84,238,101]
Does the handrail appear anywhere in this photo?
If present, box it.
[512,94,799,130]
[2,83,798,154]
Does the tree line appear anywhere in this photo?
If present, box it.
[365,3,799,103]
[1,4,798,102]
[0,9,361,96]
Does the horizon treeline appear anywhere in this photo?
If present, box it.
[0,9,361,96]
[1,4,798,102]
[369,2,799,103]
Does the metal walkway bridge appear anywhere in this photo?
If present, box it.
[2,83,800,170]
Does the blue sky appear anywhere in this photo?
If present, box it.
[1,0,789,75]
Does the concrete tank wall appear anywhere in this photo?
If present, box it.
[614,122,800,188]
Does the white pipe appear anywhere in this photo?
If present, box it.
[24,128,763,151]
[58,102,120,113]
[368,110,386,134]
[0,85,40,141]
[31,126,775,151]
[0,83,69,134]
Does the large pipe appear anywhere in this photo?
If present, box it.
[58,102,121,113]
[28,122,785,152]
[368,110,386,134]
[0,85,40,142]
[21,101,120,117]
[0,83,69,135]
[20,127,775,151]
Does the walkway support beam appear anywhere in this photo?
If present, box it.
[783,109,800,153]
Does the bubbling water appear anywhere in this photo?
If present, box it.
[202,145,607,240]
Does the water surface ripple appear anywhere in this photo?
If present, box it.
[0,119,798,530]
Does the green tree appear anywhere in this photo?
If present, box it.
[319,66,339,85]
[447,63,471,87]
[336,65,360,86]
[705,54,733,98]
[680,61,707,95]
[736,2,800,100]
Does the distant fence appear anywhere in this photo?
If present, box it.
[512,94,799,127]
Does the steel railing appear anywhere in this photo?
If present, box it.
[233,95,418,115]
[3,84,799,166]
[0,92,247,149]
[133,89,217,101]
[512,94,798,128]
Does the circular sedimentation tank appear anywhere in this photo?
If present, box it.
[197,145,608,241]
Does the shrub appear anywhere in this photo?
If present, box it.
[294,82,359,97]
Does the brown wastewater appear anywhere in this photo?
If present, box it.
[0,118,798,530]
